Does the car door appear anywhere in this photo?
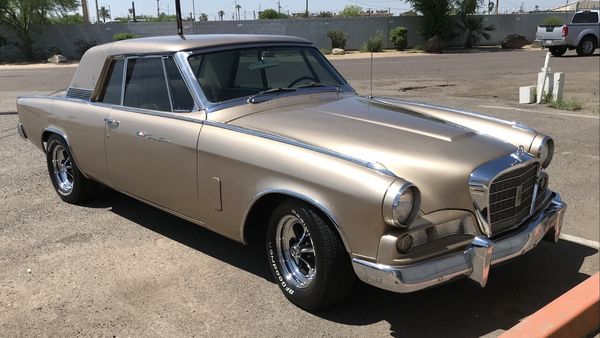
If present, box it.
[104,55,203,218]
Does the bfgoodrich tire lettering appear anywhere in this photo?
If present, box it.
[46,135,97,204]
[266,200,354,310]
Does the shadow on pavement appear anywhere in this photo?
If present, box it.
[88,186,597,337]
[87,186,273,281]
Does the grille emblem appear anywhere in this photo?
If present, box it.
[514,184,523,207]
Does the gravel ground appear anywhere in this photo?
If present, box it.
[0,50,598,337]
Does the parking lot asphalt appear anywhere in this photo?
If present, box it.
[0,49,598,337]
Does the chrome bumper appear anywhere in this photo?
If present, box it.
[352,193,567,293]
[17,123,27,141]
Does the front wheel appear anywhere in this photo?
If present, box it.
[549,46,567,57]
[46,135,97,204]
[576,36,597,56]
[266,200,354,310]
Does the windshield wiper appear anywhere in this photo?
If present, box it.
[294,81,328,88]
[248,87,296,104]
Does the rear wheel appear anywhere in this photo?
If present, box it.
[576,36,596,56]
[46,135,97,204]
[266,200,354,310]
[549,46,567,57]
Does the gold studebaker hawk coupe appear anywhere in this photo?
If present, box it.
[17,35,566,310]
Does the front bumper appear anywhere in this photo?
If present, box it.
[352,193,567,293]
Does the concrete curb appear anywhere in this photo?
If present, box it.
[501,272,600,338]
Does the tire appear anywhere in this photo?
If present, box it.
[46,135,97,204]
[266,200,354,310]
[549,46,567,57]
[576,36,597,56]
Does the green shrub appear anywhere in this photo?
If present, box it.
[389,27,408,50]
[542,16,564,26]
[113,33,137,41]
[363,34,383,52]
[327,30,347,49]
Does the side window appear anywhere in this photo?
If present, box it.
[572,12,599,23]
[164,57,195,112]
[98,59,124,104]
[123,57,171,112]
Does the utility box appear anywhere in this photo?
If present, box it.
[553,72,565,101]
[537,71,554,101]
[520,86,536,104]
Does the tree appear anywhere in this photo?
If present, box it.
[99,5,110,23]
[218,10,224,20]
[47,13,85,24]
[406,0,455,41]
[340,5,362,17]
[0,0,79,60]
[80,0,89,22]
[199,12,208,21]
[457,15,494,47]
[317,11,332,17]
[455,0,495,48]
[259,8,288,19]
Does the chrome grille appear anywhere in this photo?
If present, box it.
[488,162,539,234]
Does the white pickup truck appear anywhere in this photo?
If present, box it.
[535,10,599,57]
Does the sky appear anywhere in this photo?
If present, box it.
[84,0,577,22]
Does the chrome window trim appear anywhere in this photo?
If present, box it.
[161,57,175,112]
[469,149,540,237]
[174,51,208,113]
[120,57,127,105]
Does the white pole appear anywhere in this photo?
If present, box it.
[537,52,552,103]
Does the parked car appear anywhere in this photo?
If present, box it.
[535,10,599,56]
[17,35,566,310]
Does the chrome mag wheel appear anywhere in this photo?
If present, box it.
[275,214,317,289]
[51,144,74,194]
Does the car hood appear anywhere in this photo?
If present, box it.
[227,95,516,212]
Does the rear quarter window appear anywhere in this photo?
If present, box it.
[572,12,599,24]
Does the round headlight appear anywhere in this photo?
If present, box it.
[383,180,421,228]
[538,137,554,168]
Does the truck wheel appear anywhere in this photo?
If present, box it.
[576,36,596,56]
[46,134,97,204]
[549,46,567,57]
[266,200,354,310]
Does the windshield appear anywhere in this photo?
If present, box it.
[187,46,345,103]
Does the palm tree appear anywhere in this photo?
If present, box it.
[457,15,495,48]
[218,10,225,21]
[99,6,111,23]
[235,4,241,20]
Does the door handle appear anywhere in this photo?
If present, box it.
[104,118,120,126]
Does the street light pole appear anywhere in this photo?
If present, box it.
[305,0,308,17]
[192,0,196,21]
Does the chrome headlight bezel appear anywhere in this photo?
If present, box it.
[383,180,421,228]
[532,135,554,168]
